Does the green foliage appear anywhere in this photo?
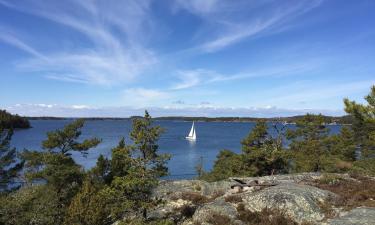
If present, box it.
[199,150,245,182]
[0,185,60,225]
[201,121,288,181]
[326,126,356,162]
[241,121,288,176]
[0,127,23,192]
[64,111,170,224]
[344,85,375,158]
[0,110,30,129]
[130,111,170,178]
[42,119,101,156]
[242,121,270,154]
[351,158,375,176]
[19,119,101,225]
[286,114,346,172]
[64,180,112,225]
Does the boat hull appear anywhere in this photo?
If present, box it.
[186,136,196,141]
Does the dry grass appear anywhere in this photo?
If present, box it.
[210,190,225,200]
[235,204,309,225]
[317,199,338,219]
[224,194,243,203]
[206,212,232,225]
[171,191,225,205]
[170,192,209,205]
[315,175,375,209]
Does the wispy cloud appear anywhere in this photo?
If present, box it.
[264,80,375,106]
[0,31,46,59]
[174,0,324,53]
[0,0,157,85]
[171,69,217,90]
[171,61,320,90]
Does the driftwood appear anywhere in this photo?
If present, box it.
[230,179,279,189]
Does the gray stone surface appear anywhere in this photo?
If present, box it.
[192,199,242,225]
[148,174,375,225]
[240,183,337,224]
[154,179,231,200]
[323,207,375,225]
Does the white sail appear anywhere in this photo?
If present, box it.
[188,122,194,137]
[186,122,196,140]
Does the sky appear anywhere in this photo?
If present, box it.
[0,0,374,117]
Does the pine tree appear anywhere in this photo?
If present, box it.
[65,111,171,224]
[42,119,101,156]
[344,85,375,158]
[344,85,375,175]
[130,111,170,178]
[241,121,288,176]
[21,119,101,225]
[0,127,23,192]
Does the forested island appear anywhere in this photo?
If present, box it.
[0,86,374,225]
[0,110,30,129]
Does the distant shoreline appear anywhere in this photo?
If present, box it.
[26,115,353,124]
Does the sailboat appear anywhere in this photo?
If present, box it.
[186,122,197,141]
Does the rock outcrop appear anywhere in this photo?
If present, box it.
[323,207,375,225]
[240,183,337,223]
[149,173,375,225]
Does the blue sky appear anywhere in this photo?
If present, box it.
[0,0,374,117]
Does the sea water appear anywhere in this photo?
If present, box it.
[11,120,341,179]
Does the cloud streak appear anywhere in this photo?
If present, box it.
[171,61,321,90]
[0,0,157,85]
[174,0,324,53]
[0,31,46,59]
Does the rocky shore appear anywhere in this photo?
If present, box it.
[143,173,375,225]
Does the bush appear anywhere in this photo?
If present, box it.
[351,158,375,176]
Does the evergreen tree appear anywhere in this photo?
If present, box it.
[286,114,331,172]
[65,111,170,224]
[0,127,23,192]
[42,119,101,156]
[241,121,288,176]
[130,111,170,178]
[201,121,288,181]
[344,85,375,175]
[344,85,375,158]
[285,114,356,172]
[21,119,101,225]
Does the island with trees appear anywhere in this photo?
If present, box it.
[0,110,30,129]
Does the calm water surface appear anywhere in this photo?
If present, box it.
[11,120,341,179]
